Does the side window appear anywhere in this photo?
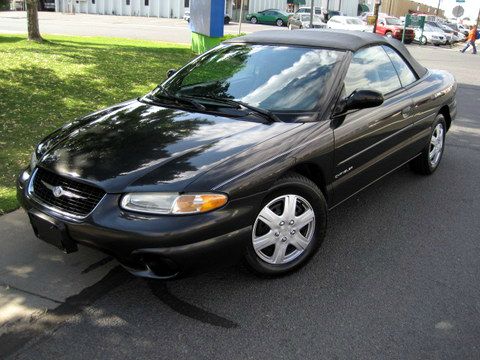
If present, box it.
[382,46,418,87]
[343,46,402,97]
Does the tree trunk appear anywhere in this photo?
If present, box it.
[26,0,43,42]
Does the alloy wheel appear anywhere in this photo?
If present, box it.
[252,194,315,265]
[429,123,444,167]
[276,19,284,27]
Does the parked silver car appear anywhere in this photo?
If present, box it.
[288,14,326,30]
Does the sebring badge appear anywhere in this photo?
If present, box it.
[52,186,64,198]
[41,180,86,200]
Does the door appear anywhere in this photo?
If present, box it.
[332,45,417,205]
[263,11,277,24]
[377,17,386,34]
[290,15,300,29]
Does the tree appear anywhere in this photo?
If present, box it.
[26,0,43,42]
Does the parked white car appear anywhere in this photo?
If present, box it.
[415,25,447,46]
[327,16,372,32]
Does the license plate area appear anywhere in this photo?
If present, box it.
[28,211,78,253]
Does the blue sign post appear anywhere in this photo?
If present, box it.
[190,0,225,54]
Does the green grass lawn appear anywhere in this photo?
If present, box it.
[0,34,195,214]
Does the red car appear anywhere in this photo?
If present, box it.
[376,16,414,44]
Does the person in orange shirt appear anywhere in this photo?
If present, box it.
[461,25,477,54]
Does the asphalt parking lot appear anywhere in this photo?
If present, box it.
[1,24,480,359]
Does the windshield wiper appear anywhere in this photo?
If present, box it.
[188,95,281,123]
[149,87,206,111]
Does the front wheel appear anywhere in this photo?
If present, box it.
[250,17,258,24]
[276,18,284,27]
[385,31,393,38]
[410,114,446,175]
[420,35,427,45]
[245,173,327,276]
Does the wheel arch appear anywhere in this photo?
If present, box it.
[284,162,328,203]
[439,105,452,130]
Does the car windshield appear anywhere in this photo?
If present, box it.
[385,18,402,25]
[346,18,362,25]
[158,44,343,112]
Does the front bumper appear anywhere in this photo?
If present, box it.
[17,168,263,278]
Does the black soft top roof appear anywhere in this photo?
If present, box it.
[225,29,427,78]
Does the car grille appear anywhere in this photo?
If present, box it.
[32,167,105,217]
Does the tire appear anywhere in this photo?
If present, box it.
[385,31,392,38]
[276,19,284,27]
[224,16,230,25]
[420,35,427,45]
[245,173,327,276]
[250,17,258,24]
[410,114,446,175]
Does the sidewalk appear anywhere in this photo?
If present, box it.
[0,209,118,335]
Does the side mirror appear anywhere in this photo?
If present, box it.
[166,69,177,78]
[333,89,384,116]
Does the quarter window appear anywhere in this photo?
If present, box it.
[382,46,417,87]
[343,45,402,96]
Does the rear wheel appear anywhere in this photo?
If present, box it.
[245,173,327,276]
[276,18,284,27]
[410,114,446,175]
[250,16,258,24]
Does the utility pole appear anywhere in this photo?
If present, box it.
[373,0,381,34]
[477,6,480,27]
[238,0,244,35]
[310,0,314,28]
[435,0,441,16]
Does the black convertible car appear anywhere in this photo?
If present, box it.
[17,30,457,279]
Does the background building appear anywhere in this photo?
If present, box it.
[54,0,363,19]
[376,0,445,18]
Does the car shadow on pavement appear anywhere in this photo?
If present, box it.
[2,84,480,359]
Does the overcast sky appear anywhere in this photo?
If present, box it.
[420,0,479,20]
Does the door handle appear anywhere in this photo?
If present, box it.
[401,106,412,118]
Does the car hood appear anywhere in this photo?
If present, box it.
[37,100,302,193]
[391,25,413,31]
[346,24,371,31]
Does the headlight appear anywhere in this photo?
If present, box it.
[30,151,38,171]
[120,193,228,215]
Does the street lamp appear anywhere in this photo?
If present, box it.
[373,0,381,34]
[310,0,314,28]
